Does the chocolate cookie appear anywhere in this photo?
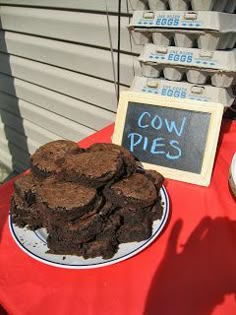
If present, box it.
[61,151,124,188]
[147,200,164,221]
[11,193,43,230]
[114,206,148,225]
[48,212,104,244]
[98,200,114,218]
[13,172,41,205]
[104,173,158,209]
[82,239,119,259]
[31,140,83,178]
[143,169,164,190]
[96,212,121,241]
[117,217,153,243]
[47,235,84,256]
[36,179,99,223]
[47,235,118,259]
[88,143,137,176]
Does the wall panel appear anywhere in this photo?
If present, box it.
[0,2,136,172]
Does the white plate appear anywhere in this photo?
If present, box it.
[9,186,170,269]
[229,153,236,197]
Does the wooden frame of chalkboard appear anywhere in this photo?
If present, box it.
[113,91,224,186]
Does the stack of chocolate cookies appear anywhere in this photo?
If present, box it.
[11,140,164,259]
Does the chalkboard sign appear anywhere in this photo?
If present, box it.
[113,91,223,186]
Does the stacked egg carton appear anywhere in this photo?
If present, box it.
[128,0,236,109]
[129,0,236,13]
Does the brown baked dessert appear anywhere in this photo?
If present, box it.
[47,212,104,244]
[36,178,100,225]
[139,169,164,190]
[11,140,165,260]
[11,193,44,230]
[103,173,158,209]
[61,151,124,188]
[31,140,83,178]
[88,143,138,176]
[117,216,153,243]
[47,236,118,260]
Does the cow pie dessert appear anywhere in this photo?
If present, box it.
[10,140,164,259]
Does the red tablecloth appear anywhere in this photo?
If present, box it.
[0,120,236,315]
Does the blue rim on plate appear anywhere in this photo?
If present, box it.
[9,186,170,269]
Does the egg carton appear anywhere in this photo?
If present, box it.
[130,76,235,107]
[129,0,236,12]
[140,62,236,87]
[129,0,148,10]
[128,11,236,50]
[138,44,236,87]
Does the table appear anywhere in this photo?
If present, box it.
[0,119,236,315]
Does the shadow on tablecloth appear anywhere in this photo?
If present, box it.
[144,217,236,315]
[0,304,8,315]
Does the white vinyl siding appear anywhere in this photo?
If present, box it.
[0,1,137,172]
